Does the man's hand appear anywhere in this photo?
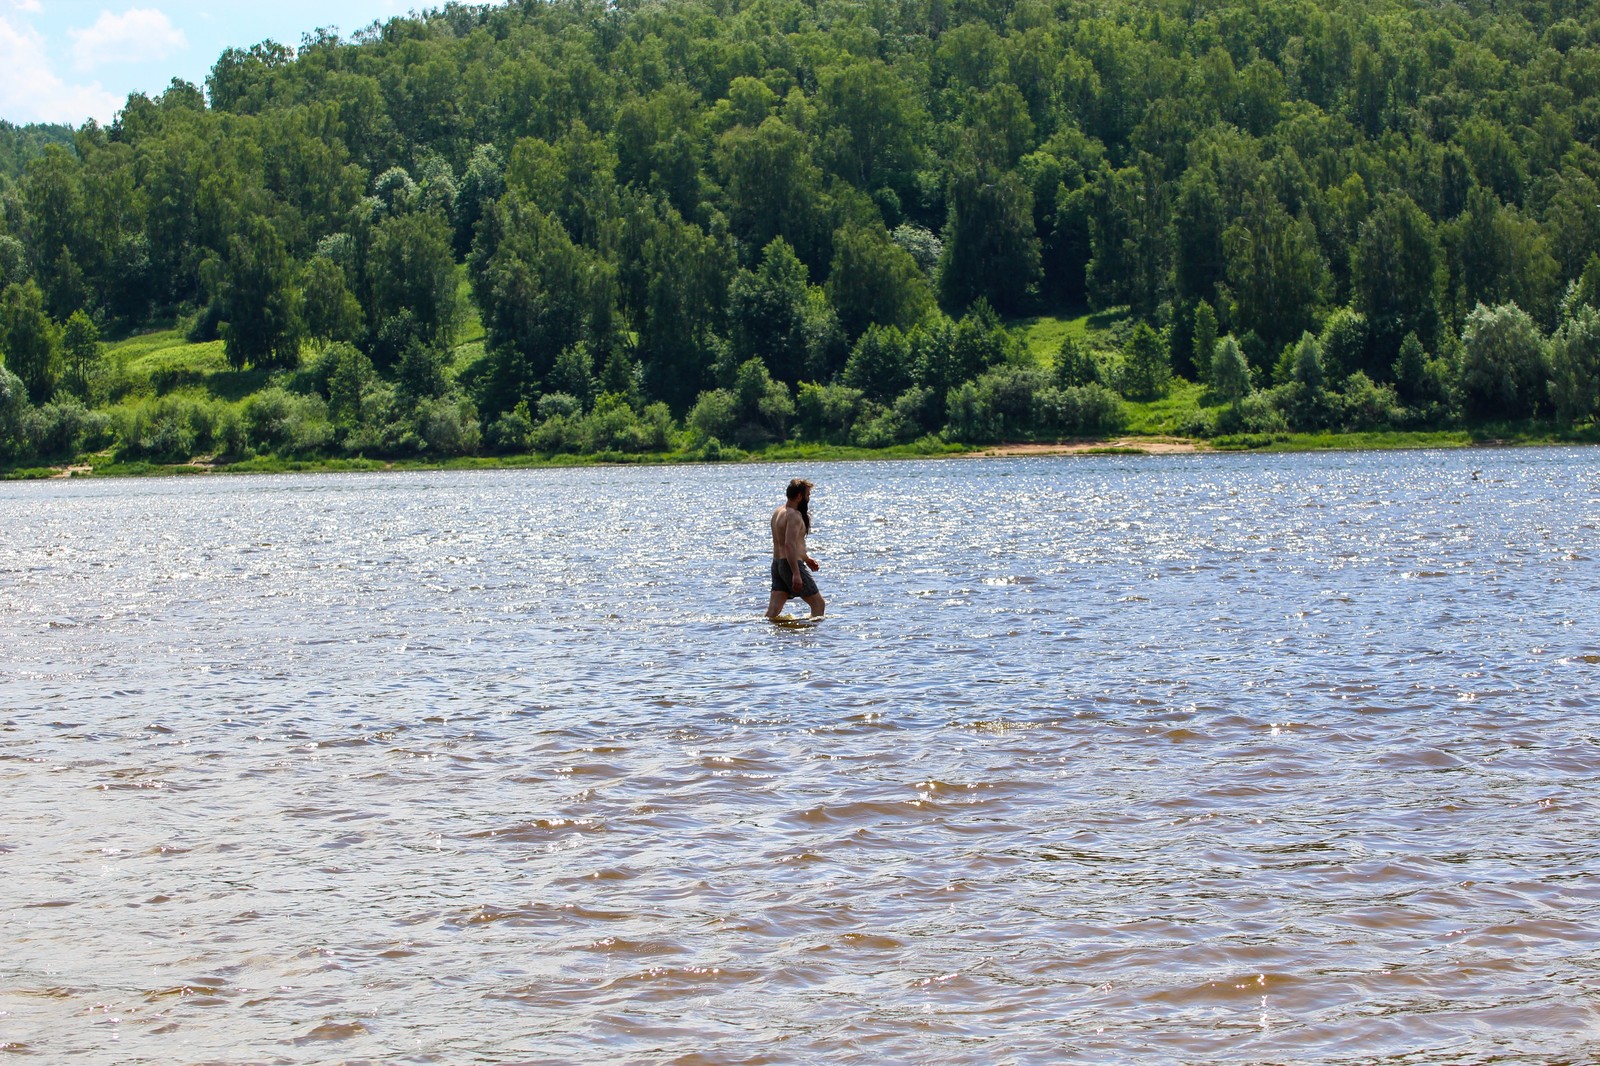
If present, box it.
[805,556,819,572]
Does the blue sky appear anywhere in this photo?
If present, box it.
[0,1,441,126]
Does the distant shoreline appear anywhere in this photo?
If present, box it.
[11,430,1595,482]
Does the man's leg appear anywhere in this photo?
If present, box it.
[801,591,825,618]
[766,590,791,620]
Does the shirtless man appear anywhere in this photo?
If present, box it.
[767,477,824,620]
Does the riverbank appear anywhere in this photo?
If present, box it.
[12,426,1596,481]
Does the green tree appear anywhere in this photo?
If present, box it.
[1459,302,1549,420]
[717,118,829,271]
[59,310,100,399]
[1053,335,1100,389]
[816,60,924,191]
[843,325,914,403]
[827,222,933,340]
[471,195,616,415]
[1223,185,1327,357]
[0,364,30,459]
[1548,306,1600,424]
[1209,335,1252,404]
[1120,322,1170,401]
[0,281,57,403]
[728,237,809,385]
[369,210,459,356]
[939,153,1041,315]
[1353,193,1440,364]
[1192,301,1218,384]
[1173,166,1226,306]
[221,216,302,371]
[1317,308,1369,381]
[634,207,732,411]
[301,256,364,349]
[324,342,375,433]
[1283,331,1333,428]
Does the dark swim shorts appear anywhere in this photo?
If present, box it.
[771,557,819,597]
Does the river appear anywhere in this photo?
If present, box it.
[3,448,1598,1063]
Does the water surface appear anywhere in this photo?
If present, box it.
[3,449,1599,1063]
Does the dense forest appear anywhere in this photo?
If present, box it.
[2,0,1600,467]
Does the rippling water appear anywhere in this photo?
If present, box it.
[4,449,1599,1064]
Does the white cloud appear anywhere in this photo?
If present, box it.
[0,15,119,124]
[70,8,186,72]
[11,1,42,13]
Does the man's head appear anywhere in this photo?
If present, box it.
[786,478,813,531]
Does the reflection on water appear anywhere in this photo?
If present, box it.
[3,449,1599,1063]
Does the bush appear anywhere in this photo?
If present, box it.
[944,381,994,441]
[530,412,580,453]
[1062,382,1128,436]
[1338,371,1403,430]
[687,388,738,443]
[417,397,481,456]
[795,382,865,443]
[1175,408,1217,438]
[0,365,31,460]
[943,366,1125,443]
[116,395,224,461]
[537,392,583,422]
[241,388,332,455]
[1215,390,1289,434]
[580,396,651,453]
[24,401,114,458]
[487,403,534,453]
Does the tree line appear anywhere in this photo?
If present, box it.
[1,0,1599,465]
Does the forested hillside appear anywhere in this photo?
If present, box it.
[2,0,1599,468]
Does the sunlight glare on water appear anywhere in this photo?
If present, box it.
[3,448,1600,1064]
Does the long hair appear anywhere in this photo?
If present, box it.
[786,478,813,532]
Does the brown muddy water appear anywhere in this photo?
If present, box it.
[3,450,1599,1064]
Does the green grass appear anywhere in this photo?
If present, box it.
[1013,306,1133,363]
[102,325,274,403]
[107,327,227,377]
[1122,378,1210,435]
[1210,430,1471,452]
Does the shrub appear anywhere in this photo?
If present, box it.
[944,381,994,441]
[116,396,220,461]
[1064,382,1128,436]
[537,392,583,422]
[579,396,649,453]
[25,401,113,458]
[487,404,534,453]
[0,365,31,460]
[687,388,738,443]
[1339,371,1403,430]
[795,382,865,443]
[1215,390,1289,434]
[417,397,481,456]
[1175,408,1217,438]
[241,388,331,455]
[530,413,580,453]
